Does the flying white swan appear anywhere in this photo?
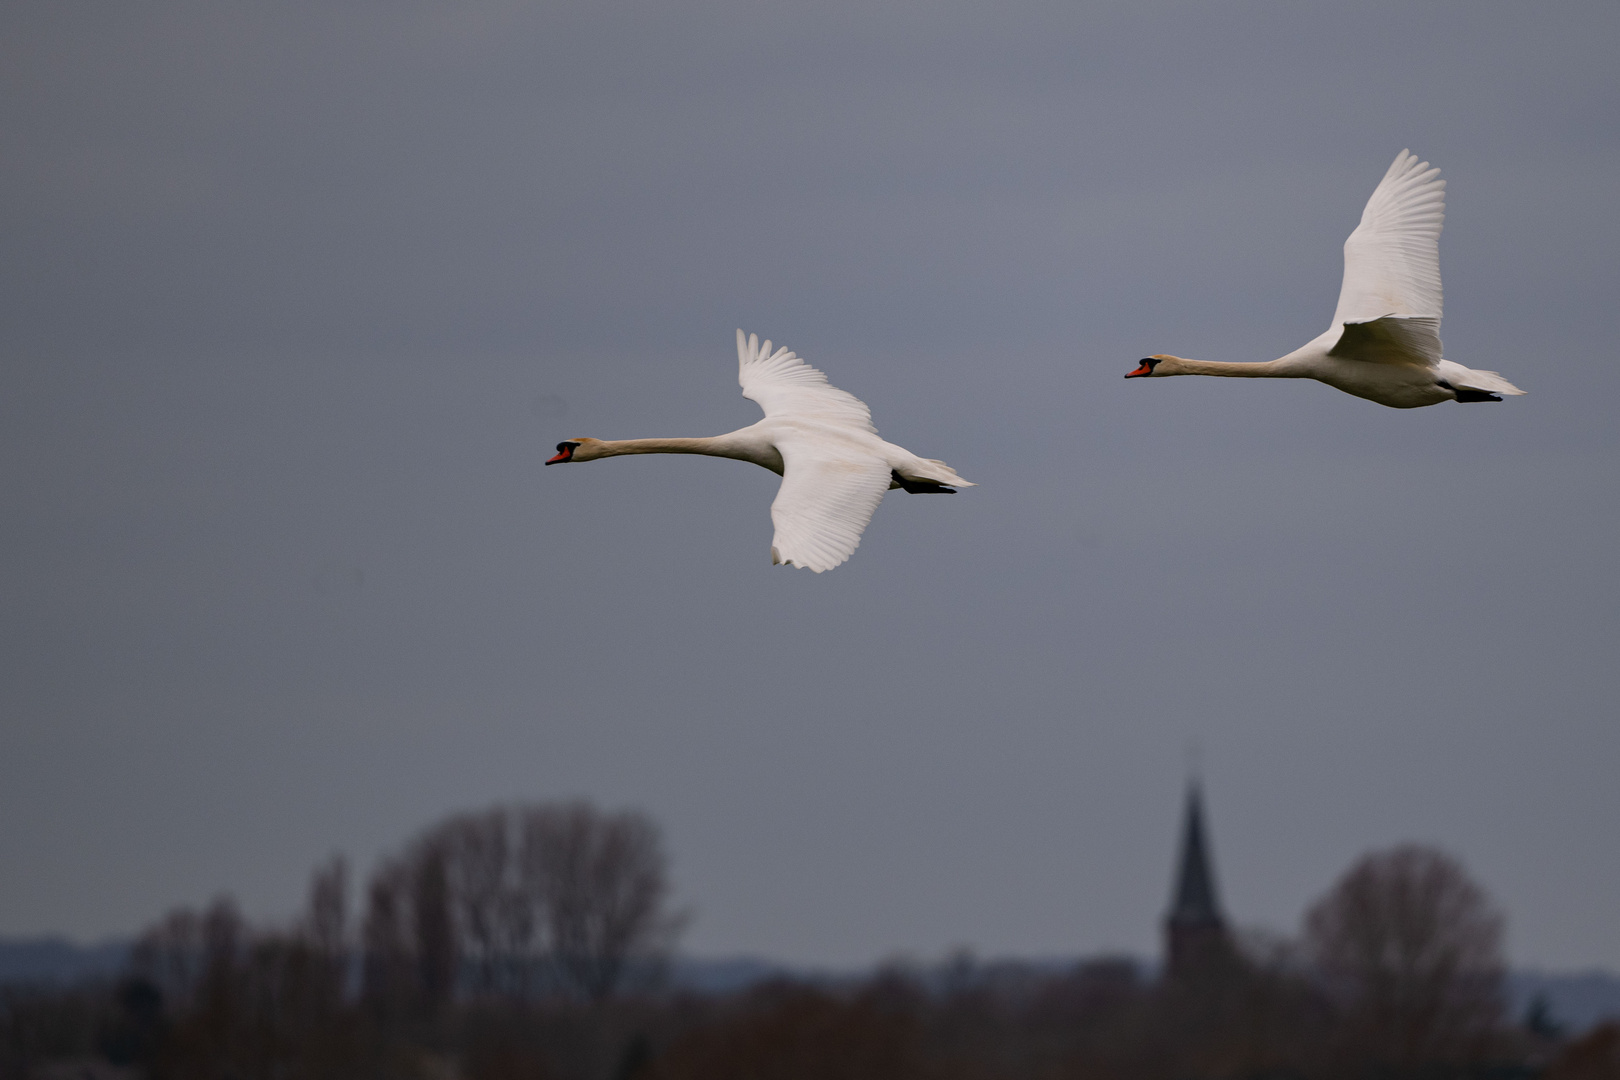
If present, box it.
[1126,150,1524,408]
[545,330,973,572]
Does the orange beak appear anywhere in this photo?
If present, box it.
[545,447,573,464]
[1125,360,1154,378]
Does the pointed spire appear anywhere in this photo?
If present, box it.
[1167,780,1224,927]
[1163,777,1234,983]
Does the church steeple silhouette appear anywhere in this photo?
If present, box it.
[1164,779,1234,981]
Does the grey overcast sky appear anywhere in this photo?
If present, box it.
[3,1,1617,970]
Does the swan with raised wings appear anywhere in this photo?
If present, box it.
[545,331,973,572]
[1126,150,1524,408]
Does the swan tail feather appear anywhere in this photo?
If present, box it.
[897,458,975,489]
[1437,360,1526,396]
[891,470,956,494]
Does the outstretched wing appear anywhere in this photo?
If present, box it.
[1328,314,1442,369]
[1332,150,1445,329]
[737,329,875,433]
[768,432,891,573]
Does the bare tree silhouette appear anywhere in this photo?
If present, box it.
[304,857,348,956]
[410,840,457,1022]
[521,802,682,1003]
[130,906,205,1014]
[302,854,349,1005]
[360,858,416,1029]
[418,807,540,999]
[354,800,681,1014]
[1304,843,1507,1073]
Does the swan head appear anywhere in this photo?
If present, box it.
[1125,355,1183,378]
[545,438,604,464]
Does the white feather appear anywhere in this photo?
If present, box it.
[1333,149,1446,328]
[1131,150,1523,408]
[548,331,972,571]
[737,329,876,433]
[768,435,891,573]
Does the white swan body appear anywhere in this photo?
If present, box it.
[1127,150,1525,409]
[546,331,973,573]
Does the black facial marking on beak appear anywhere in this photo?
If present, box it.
[546,441,579,465]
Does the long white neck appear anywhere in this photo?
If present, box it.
[591,437,734,457]
[1166,357,1304,378]
[588,433,784,474]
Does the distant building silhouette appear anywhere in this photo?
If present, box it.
[1164,780,1235,982]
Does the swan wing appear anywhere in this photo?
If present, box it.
[1328,314,1442,369]
[767,432,890,573]
[1331,150,1445,329]
[737,329,876,434]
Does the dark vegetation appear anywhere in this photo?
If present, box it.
[3,804,1616,1080]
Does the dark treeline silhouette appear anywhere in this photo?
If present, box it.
[358,801,682,1014]
[3,804,1617,1080]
